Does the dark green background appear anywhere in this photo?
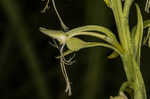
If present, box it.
[0,0,150,99]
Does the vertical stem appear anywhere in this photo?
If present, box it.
[122,54,147,99]
[111,0,147,98]
[111,0,131,51]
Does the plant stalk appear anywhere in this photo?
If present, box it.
[121,53,147,99]
[111,0,147,98]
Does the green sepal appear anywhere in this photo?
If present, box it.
[56,37,122,59]
[39,27,67,44]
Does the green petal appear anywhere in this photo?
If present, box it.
[66,37,123,56]
[67,25,118,44]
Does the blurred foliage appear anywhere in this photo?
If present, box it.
[0,0,150,99]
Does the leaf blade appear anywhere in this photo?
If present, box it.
[133,4,143,64]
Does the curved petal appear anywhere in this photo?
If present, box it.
[67,25,118,44]
[67,31,123,53]
[66,37,123,56]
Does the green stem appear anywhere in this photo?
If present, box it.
[111,0,132,51]
[111,0,147,98]
[121,54,147,99]
[123,0,134,17]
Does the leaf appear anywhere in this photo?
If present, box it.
[132,20,150,34]
[144,20,150,28]
[132,20,150,47]
[134,4,143,47]
[133,4,143,64]
[143,20,150,47]
[108,51,119,59]
[143,28,150,47]
[104,0,111,8]
[145,0,150,13]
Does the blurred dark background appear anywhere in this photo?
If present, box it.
[0,0,150,99]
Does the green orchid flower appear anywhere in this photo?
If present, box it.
[40,0,150,98]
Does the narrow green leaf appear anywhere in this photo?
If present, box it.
[143,20,150,47]
[132,20,150,47]
[133,4,143,64]
[145,0,150,13]
[144,20,150,28]
[134,4,143,47]
[143,28,150,47]
[132,20,150,34]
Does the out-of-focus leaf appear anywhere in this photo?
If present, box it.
[145,0,150,13]
[104,0,111,8]
[143,28,150,47]
[144,20,150,28]
[143,20,150,47]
